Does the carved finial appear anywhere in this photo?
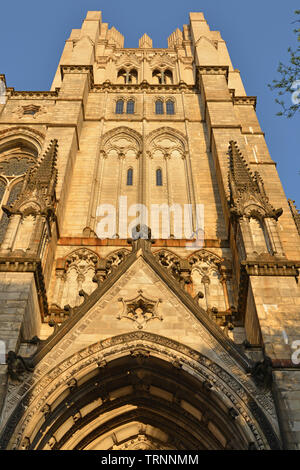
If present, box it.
[228,140,255,191]
[139,33,152,48]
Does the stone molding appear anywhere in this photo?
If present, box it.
[233,96,257,109]
[0,332,280,450]
[0,256,48,316]
[0,126,45,142]
[60,65,94,89]
[242,259,300,277]
[6,90,58,99]
[93,80,195,94]
[197,65,229,81]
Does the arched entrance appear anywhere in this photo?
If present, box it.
[0,333,280,450]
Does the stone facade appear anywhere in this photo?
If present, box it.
[0,11,299,450]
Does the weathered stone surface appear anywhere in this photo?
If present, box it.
[0,9,299,451]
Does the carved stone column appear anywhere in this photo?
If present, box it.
[201,275,210,311]
[220,268,230,311]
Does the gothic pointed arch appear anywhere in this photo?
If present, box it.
[101,126,142,153]
[0,126,45,151]
[93,127,143,237]
[146,127,190,238]
[0,332,280,450]
[51,248,99,313]
[0,134,42,245]
[146,126,188,155]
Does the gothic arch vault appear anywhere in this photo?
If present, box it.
[0,332,281,450]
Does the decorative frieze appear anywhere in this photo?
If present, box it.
[233,96,257,109]
[6,90,58,99]
[242,259,300,277]
[92,80,195,94]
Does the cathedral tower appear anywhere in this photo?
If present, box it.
[0,11,299,450]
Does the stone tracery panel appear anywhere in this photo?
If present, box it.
[0,139,38,244]
[95,127,142,238]
[146,128,191,239]
[52,249,98,310]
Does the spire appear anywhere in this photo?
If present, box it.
[35,139,58,186]
[168,28,183,48]
[228,140,256,192]
[227,141,282,220]
[139,33,152,48]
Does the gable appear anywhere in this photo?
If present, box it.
[38,255,249,377]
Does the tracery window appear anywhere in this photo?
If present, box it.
[152,69,163,85]
[152,68,173,85]
[117,68,138,84]
[0,142,37,243]
[128,69,138,84]
[249,217,272,254]
[164,69,173,84]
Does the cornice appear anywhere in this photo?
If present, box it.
[178,56,194,65]
[233,96,257,109]
[237,257,300,322]
[60,65,94,89]
[6,90,59,100]
[0,256,48,317]
[57,237,229,248]
[92,80,195,94]
[197,65,229,80]
[242,259,300,277]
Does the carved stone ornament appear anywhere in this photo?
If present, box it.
[0,332,280,451]
[117,290,163,329]
[7,351,34,382]
[228,141,282,220]
[13,104,47,119]
[2,139,58,220]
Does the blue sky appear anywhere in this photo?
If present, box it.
[1,1,299,207]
